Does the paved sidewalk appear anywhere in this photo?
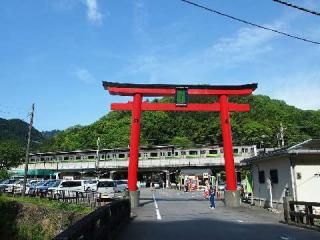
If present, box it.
[117,189,320,240]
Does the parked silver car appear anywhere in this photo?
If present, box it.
[96,179,116,200]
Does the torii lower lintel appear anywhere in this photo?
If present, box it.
[111,102,250,112]
[103,81,258,208]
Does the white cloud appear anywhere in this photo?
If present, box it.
[73,67,96,84]
[84,0,102,25]
[121,19,286,84]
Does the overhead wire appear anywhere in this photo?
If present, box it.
[273,0,320,17]
[0,104,30,123]
[180,0,320,45]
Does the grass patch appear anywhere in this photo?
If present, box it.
[0,194,92,239]
[0,195,93,214]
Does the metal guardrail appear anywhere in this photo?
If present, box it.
[54,199,131,240]
[283,197,320,228]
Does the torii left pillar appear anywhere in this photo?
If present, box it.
[128,93,142,208]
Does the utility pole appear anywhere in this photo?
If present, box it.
[22,103,35,196]
[280,123,285,148]
[95,137,100,179]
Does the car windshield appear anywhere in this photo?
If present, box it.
[98,181,115,188]
[36,181,45,186]
[43,180,56,186]
[0,180,10,184]
[116,180,127,185]
[7,179,17,184]
[84,180,97,184]
[28,182,37,187]
[51,181,61,187]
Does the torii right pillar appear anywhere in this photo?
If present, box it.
[219,94,240,207]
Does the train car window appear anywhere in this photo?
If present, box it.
[150,152,158,157]
[189,150,198,155]
[209,150,218,154]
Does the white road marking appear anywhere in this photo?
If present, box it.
[153,193,162,220]
[236,220,244,223]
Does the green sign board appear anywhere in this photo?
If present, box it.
[175,88,188,106]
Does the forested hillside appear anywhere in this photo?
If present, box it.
[0,118,44,149]
[39,94,320,152]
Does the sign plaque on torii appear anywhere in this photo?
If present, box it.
[103,81,257,207]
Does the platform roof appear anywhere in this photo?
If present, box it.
[241,139,320,165]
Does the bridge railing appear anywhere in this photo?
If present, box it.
[1,187,129,209]
[54,199,131,240]
[283,197,320,228]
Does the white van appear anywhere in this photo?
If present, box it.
[96,179,116,200]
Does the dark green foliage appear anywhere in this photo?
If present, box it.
[0,170,11,180]
[0,142,24,170]
[0,118,44,150]
[40,94,320,151]
[170,136,193,148]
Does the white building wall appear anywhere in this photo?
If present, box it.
[295,164,320,202]
[252,157,293,208]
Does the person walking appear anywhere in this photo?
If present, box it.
[209,187,216,209]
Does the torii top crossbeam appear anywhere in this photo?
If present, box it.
[103,81,257,96]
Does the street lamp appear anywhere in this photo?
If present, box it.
[260,135,268,153]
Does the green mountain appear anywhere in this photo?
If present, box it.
[0,118,44,150]
[42,130,61,138]
[39,94,320,152]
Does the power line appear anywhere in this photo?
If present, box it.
[273,0,320,16]
[180,0,320,45]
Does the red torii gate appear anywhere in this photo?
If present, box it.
[103,82,257,207]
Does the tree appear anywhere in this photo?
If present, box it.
[171,136,193,148]
[0,169,10,180]
[0,142,24,171]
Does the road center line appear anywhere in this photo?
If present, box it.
[153,193,162,220]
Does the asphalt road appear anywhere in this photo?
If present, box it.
[117,188,320,240]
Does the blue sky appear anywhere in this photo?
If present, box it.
[0,0,319,131]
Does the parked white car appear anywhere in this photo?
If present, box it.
[115,180,128,192]
[48,180,86,199]
[3,179,21,193]
[84,179,98,192]
[96,179,116,200]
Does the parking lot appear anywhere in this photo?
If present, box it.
[0,178,128,207]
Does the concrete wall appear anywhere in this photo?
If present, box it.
[252,156,293,208]
[295,164,320,202]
